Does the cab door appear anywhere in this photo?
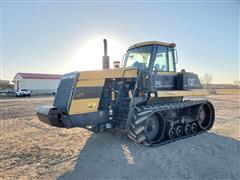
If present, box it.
[151,46,177,90]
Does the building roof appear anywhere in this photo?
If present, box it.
[0,79,9,83]
[14,73,62,80]
[127,41,176,50]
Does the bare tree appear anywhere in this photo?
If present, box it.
[200,73,213,89]
[234,80,240,89]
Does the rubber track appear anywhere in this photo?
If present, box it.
[128,100,212,147]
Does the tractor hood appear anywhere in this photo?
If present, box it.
[66,68,138,115]
[36,68,138,127]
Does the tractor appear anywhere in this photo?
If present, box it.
[37,39,214,146]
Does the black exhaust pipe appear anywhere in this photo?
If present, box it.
[102,39,110,69]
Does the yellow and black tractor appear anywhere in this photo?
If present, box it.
[37,39,215,146]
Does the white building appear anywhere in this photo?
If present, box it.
[13,73,62,95]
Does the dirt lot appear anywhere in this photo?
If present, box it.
[0,95,239,180]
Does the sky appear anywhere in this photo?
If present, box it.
[0,0,239,84]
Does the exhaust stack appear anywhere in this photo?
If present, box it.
[102,39,110,69]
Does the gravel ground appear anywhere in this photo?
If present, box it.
[0,95,239,180]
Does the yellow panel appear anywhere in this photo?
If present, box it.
[157,90,209,97]
[128,41,174,50]
[69,98,100,115]
[124,69,138,78]
[76,79,105,87]
[156,72,177,75]
[79,68,137,80]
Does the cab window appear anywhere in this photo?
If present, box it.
[154,46,168,71]
[153,46,175,72]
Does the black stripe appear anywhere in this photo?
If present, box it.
[73,86,103,99]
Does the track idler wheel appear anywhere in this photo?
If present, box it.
[197,103,214,130]
[176,126,183,137]
[168,127,176,139]
[184,124,191,135]
[191,123,197,134]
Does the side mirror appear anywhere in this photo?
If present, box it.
[174,49,178,64]
[170,43,176,48]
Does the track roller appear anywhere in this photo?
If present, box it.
[176,126,183,137]
[168,127,176,139]
[191,123,197,133]
[184,124,191,135]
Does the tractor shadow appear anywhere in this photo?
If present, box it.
[58,131,240,180]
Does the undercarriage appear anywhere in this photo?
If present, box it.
[128,100,215,146]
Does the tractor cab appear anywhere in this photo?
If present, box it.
[123,41,202,91]
[124,41,177,73]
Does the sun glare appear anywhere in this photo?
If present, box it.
[65,37,126,72]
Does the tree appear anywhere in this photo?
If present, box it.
[200,73,213,89]
[234,80,240,89]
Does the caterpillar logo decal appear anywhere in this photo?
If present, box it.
[88,103,97,109]
[188,78,196,86]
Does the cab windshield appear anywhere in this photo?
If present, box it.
[124,46,152,70]
[124,45,176,72]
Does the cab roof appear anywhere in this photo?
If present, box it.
[127,41,176,50]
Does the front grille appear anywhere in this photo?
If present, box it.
[53,72,78,112]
